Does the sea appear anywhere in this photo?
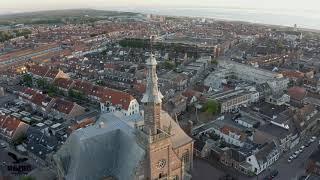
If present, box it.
[133,7,320,31]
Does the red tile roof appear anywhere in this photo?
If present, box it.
[52,98,76,114]
[28,65,49,77]
[220,125,246,141]
[288,86,307,101]
[21,88,38,97]
[100,88,135,110]
[90,85,106,98]
[281,70,304,79]
[72,80,94,95]
[44,69,59,79]
[54,78,74,90]
[30,93,53,108]
[0,115,27,138]
[68,118,95,133]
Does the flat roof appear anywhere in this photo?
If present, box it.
[51,123,62,129]
[36,123,45,127]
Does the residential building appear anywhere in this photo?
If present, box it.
[53,78,75,93]
[51,98,86,120]
[306,148,320,176]
[208,89,253,113]
[54,54,194,180]
[0,114,29,142]
[245,142,280,175]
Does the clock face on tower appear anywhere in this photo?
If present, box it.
[156,159,166,169]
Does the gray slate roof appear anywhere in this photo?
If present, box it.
[53,113,145,180]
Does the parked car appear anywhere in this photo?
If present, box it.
[288,156,294,163]
[293,151,300,158]
[299,146,305,153]
[310,136,316,143]
[305,141,311,147]
[0,142,6,148]
[270,170,279,178]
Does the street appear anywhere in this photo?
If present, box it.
[193,137,319,180]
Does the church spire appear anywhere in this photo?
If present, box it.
[141,54,163,104]
[142,54,163,135]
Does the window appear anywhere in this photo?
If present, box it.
[182,150,190,165]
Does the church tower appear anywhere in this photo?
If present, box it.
[141,54,164,135]
[137,52,193,180]
[140,54,181,180]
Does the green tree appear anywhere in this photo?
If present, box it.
[13,134,27,145]
[20,176,36,180]
[211,59,218,65]
[47,85,58,97]
[68,89,85,100]
[36,78,48,89]
[202,100,220,115]
[22,74,33,87]
[163,60,175,70]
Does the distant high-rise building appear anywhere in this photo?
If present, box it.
[293,24,298,31]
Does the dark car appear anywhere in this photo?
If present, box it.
[270,170,279,178]
[263,176,272,180]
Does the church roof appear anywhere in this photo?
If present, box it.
[53,113,145,180]
[160,111,193,149]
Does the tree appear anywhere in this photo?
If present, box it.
[21,74,33,87]
[36,78,48,89]
[20,176,36,180]
[211,59,218,65]
[68,89,85,100]
[163,60,175,70]
[202,100,220,115]
[13,134,27,145]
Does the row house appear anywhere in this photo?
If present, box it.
[99,89,139,116]
[53,78,75,93]
[72,80,94,96]
[245,142,280,175]
[253,122,297,153]
[30,93,55,114]
[88,84,140,116]
[292,104,320,136]
[51,98,86,120]
[303,78,320,94]
[0,114,30,142]
[28,65,69,81]
[19,88,85,120]
[19,88,55,114]
[212,125,248,147]
[55,79,140,116]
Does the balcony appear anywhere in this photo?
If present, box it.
[135,125,171,146]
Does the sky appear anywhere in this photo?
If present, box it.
[1,0,320,13]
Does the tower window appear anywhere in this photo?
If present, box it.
[182,150,190,164]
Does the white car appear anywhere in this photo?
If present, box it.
[292,153,298,158]
[293,151,300,158]
[299,146,305,153]
[310,136,317,142]
[288,156,294,163]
